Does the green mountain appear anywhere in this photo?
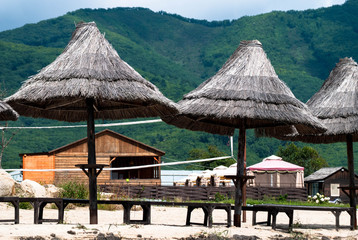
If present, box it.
[0,0,357,170]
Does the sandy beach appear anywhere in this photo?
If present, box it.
[0,203,357,239]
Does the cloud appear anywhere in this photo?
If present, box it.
[0,0,346,31]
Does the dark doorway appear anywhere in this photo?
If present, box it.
[110,156,159,180]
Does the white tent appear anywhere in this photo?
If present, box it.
[247,155,304,188]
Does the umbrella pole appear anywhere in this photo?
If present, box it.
[87,98,98,224]
[234,125,246,227]
[346,134,357,229]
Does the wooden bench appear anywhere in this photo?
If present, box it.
[4,197,229,227]
[245,204,354,230]
[62,199,231,227]
[0,197,19,224]
[19,198,64,224]
[131,201,232,227]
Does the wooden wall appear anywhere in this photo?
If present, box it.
[322,170,358,202]
[23,154,55,184]
[23,132,162,186]
[101,185,308,201]
[53,133,161,186]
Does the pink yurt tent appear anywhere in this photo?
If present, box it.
[247,155,304,188]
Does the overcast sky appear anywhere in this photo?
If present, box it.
[0,0,346,32]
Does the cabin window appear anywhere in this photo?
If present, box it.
[110,156,160,180]
[330,183,340,197]
[312,182,319,195]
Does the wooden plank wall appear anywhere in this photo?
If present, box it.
[53,133,161,185]
[100,185,308,201]
[322,170,358,203]
[23,154,55,184]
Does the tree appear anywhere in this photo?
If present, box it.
[276,143,328,176]
[186,145,235,170]
[0,87,19,169]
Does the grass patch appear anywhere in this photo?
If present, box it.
[246,197,349,207]
[184,195,349,208]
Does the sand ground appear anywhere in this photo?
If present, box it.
[0,203,357,239]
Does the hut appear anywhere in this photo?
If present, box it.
[162,40,325,226]
[0,101,18,121]
[6,22,177,224]
[247,155,304,188]
[259,57,358,227]
[304,167,358,202]
[21,129,164,186]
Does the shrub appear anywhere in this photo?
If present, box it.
[278,194,288,201]
[58,181,89,199]
[19,201,33,210]
[214,192,227,202]
[307,193,330,204]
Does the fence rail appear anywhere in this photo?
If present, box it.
[99,184,307,201]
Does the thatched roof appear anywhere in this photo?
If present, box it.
[0,101,18,121]
[263,57,358,143]
[162,40,325,136]
[6,22,177,122]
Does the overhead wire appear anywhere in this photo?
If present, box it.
[3,119,235,172]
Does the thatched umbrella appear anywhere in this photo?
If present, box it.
[0,101,18,121]
[6,22,178,224]
[163,40,326,227]
[260,57,358,228]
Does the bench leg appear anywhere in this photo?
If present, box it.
[54,201,64,224]
[285,210,294,230]
[123,203,132,224]
[205,206,214,228]
[226,206,231,227]
[10,199,20,224]
[331,210,342,231]
[38,202,47,224]
[142,204,151,224]
[15,200,19,224]
[186,206,194,226]
[32,201,39,224]
[267,212,271,226]
[348,208,355,230]
[252,210,257,225]
[60,202,70,224]
[202,207,209,227]
[271,211,278,230]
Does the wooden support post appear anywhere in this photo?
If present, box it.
[86,98,98,225]
[243,135,247,223]
[346,134,357,229]
[234,125,246,227]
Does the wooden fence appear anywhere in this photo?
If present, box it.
[99,185,307,201]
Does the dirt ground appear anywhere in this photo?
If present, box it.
[0,203,357,239]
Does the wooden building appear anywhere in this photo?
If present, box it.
[21,129,164,186]
[304,167,358,202]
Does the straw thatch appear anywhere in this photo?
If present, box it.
[162,40,325,136]
[0,101,18,121]
[261,57,358,143]
[5,22,178,121]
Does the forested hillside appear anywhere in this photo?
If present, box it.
[0,0,357,169]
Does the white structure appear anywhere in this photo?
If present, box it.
[247,155,304,188]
